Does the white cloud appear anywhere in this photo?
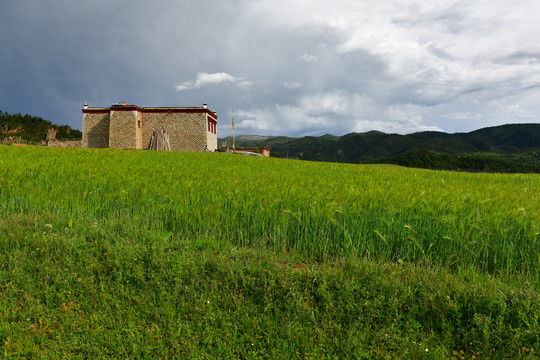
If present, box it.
[229,91,442,136]
[243,0,540,108]
[443,112,482,120]
[298,53,318,62]
[176,72,245,91]
[236,80,255,89]
[488,101,536,120]
[299,91,354,116]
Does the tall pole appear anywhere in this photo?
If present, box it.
[232,108,235,152]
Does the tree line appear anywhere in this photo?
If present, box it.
[0,109,81,143]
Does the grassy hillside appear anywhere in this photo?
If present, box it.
[0,146,538,358]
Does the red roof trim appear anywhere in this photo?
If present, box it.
[110,106,140,111]
[141,108,216,116]
[83,106,217,120]
[82,109,110,114]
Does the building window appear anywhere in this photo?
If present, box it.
[137,120,141,129]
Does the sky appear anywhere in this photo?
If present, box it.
[1,0,539,137]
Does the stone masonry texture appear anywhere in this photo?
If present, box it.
[82,113,110,148]
[82,105,218,152]
[48,139,83,148]
[109,108,138,150]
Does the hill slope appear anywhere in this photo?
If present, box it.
[220,123,540,172]
[0,109,81,143]
[1,147,538,358]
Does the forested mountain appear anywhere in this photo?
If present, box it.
[0,109,81,143]
[372,148,540,173]
[220,124,540,173]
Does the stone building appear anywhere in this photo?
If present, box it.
[82,103,217,151]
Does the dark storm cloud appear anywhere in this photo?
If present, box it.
[1,0,539,136]
[0,0,243,124]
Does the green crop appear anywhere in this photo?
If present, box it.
[1,146,537,275]
[0,146,538,358]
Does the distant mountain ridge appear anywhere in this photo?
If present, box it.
[220,124,540,172]
[1,108,538,172]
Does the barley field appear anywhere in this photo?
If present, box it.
[0,146,538,358]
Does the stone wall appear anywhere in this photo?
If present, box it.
[109,108,139,150]
[83,106,218,151]
[82,112,110,148]
[142,112,208,151]
[48,139,82,148]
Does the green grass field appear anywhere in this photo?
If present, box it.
[1,146,538,358]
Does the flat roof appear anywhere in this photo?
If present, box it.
[83,105,217,118]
